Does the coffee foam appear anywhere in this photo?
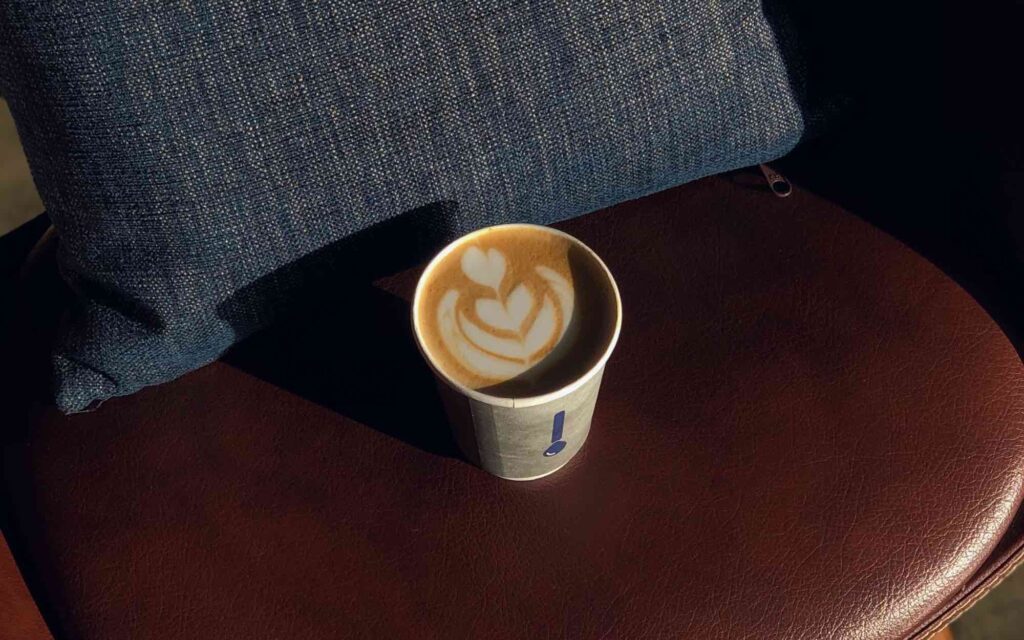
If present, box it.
[416,226,616,398]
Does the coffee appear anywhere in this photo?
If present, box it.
[414,225,618,398]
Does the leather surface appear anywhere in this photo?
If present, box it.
[4,173,1024,639]
[0,534,53,640]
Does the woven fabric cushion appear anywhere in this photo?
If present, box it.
[0,1,803,412]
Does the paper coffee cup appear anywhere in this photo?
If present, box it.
[412,224,622,481]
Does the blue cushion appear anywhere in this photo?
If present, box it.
[0,1,803,412]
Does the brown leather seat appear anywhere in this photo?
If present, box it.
[4,173,1024,639]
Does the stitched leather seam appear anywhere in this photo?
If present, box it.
[907,539,1024,639]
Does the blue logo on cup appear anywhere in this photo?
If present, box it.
[543,411,567,457]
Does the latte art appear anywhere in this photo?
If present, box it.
[437,245,575,381]
[415,225,618,397]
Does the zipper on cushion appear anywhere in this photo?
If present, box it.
[759,163,792,198]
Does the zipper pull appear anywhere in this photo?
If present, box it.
[758,163,792,198]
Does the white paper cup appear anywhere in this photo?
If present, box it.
[412,224,622,480]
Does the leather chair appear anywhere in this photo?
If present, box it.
[3,3,1023,639]
[4,147,1024,638]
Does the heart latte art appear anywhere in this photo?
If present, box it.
[437,245,574,381]
[416,225,615,395]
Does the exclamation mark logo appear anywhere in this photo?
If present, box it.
[543,411,567,457]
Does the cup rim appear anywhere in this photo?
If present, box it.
[411,223,622,409]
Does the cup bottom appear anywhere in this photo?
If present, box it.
[493,457,572,481]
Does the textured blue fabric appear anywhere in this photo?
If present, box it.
[0,1,803,412]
